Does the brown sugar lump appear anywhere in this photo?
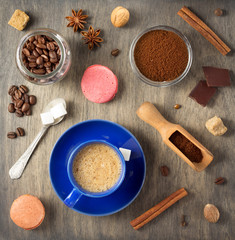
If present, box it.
[8,10,29,31]
[205,116,227,136]
[10,194,45,230]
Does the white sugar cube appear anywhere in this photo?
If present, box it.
[50,102,67,119]
[40,112,54,125]
[119,148,131,161]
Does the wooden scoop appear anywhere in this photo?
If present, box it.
[136,102,213,172]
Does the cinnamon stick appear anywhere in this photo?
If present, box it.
[130,188,188,230]
[177,6,231,56]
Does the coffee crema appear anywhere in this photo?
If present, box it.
[72,143,122,193]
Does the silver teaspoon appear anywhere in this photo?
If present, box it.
[9,98,66,180]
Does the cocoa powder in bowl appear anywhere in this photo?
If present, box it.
[134,29,189,82]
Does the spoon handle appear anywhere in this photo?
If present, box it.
[9,125,49,180]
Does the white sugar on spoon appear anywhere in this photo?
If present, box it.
[9,98,67,180]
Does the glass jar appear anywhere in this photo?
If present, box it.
[16,28,71,85]
[129,25,193,87]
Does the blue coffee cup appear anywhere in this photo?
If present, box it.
[64,140,126,208]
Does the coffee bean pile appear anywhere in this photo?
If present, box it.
[22,35,61,75]
[8,85,37,117]
[7,127,25,139]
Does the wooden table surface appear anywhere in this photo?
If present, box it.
[1,0,234,239]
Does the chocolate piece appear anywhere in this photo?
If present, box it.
[203,66,231,87]
[189,80,217,107]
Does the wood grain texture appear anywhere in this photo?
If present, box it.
[0,0,234,239]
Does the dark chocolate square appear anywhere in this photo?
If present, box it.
[203,66,231,87]
[189,80,217,107]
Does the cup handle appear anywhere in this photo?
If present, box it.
[64,188,82,208]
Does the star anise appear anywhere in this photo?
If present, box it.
[66,9,88,32]
[81,26,103,50]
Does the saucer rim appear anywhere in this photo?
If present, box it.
[49,119,146,216]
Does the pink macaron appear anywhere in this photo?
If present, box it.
[81,65,118,103]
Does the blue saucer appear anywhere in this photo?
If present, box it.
[49,119,146,216]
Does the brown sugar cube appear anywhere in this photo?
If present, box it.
[8,9,29,31]
[205,116,227,136]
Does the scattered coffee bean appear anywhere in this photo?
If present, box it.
[29,95,37,105]
[7,132,17,139]
[22,35,61,75]
[11,95,17,102]
[16,99,24,108]
[111,49,120,57]
[22,102,30,112]
[181,215,186,227]
[16,127,25,136]
[160,166,169,176]
[214,177,225,185]
[8,103,15,113]
[24,94,29,103]
[214,8,223,16]
[174,104,181,109]
[15,109,23,117]
[15,89,22,99]
[8,85,18,96]
[19,85,29,94]
[26,109,32,116]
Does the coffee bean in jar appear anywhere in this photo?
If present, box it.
[16,28,71,85]
[22,35,61,75]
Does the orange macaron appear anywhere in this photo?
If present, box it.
[10,194,45,230]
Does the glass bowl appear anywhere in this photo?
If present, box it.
[16,28,71,85]
[129,25,193,87]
